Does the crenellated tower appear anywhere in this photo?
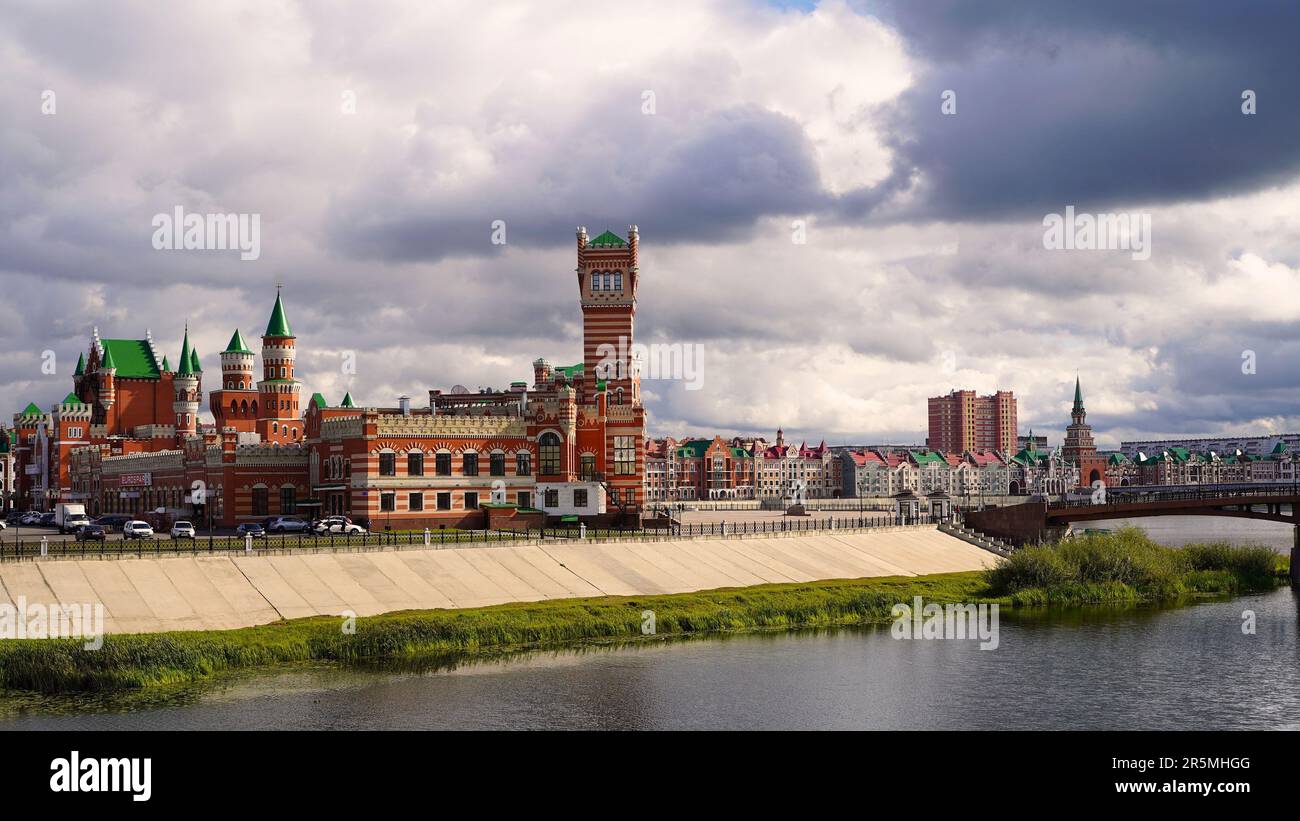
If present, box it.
[256,289,303,444]
[172,324,201,441]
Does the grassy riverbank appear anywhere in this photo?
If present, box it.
[0,528,1287,694]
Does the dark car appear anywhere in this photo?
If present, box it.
[75,525,107,542]
[236,523,266,538]
[94,515,131,531]
[38,512,56,527]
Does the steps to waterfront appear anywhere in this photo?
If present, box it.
[0,526,999,634]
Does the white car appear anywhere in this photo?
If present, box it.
[20,512,43,526]
[170,520,196,539]
[123,520,155,540]
[314,516,367,535]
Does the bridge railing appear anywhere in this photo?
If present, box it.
[1049,483,1300,510]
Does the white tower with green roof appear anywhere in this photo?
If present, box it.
[172,324,202,439]
[257,288,302,443]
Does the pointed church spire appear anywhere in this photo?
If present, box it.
[1073,376,1083,411]
[265,287,294,337]
[161,354,171,371]
[340,391,355,408]
[189,346,201,372]
[177,323,195,376]
[74,352,86,376]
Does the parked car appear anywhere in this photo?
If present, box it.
[19,511,43,526]
[267,516,309,533]
[170,520,196,539]
[75,525,107,542]
[312,516,367,535]
[38,512,56,527]
[122,520,154,540]
[236,523,266,538]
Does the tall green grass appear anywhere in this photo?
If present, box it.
[983,526,1283,604]
[0,572,988,694]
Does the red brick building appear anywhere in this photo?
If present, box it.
[21,225,649,529]
[1060,377,1108,489]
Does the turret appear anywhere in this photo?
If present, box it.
[257,289,303,442]
[173,325,201,438]
[220,328,256,391]
[97,343,117,412]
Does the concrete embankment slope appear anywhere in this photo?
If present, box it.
[0,527,998,634]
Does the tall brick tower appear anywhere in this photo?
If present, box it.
[1061,377,1107,488]
[210,328,258,433]
[172,325,201,441]
[256,289,303,444]
[575,225,645,517]
[577,225,640,407]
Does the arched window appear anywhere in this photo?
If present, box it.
[463,451,479,476]
[408,451,424,476]
[613,272,623,290]
[231,400,238,413]
[539,433,561,475]
[580,453,596,480]
[592,272,604,291]
[615,387,624,405]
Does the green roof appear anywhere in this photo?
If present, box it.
[1073,376,1083,411]
[99,339,167,376]
[161,355,171,371]
[189,346,201,372]
[910,450,947,466]
[60,392,84,405]
[340,391,355,408]
[21,402,42,416]
[555,363,583,380]
[310,392,327,409]
[265,292,294,337]
[73,353,86,377]
[588,230,627,248]
[177,328,195,376]
[224,329,253,354]
[676,440,710,458]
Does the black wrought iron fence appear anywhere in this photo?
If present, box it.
[0,512,930,562]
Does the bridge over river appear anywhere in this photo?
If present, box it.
[964,483,1300,586]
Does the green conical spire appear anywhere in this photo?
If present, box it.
[177,325,194,376]
[224,328,252,354]
[1073,376,1083,411]
[22,401,42,415]
[101,346,117,371]
[74,352,86,376]
[340,391,355,408]
[265,289,294,337]
[189,346,201,372]
[161,355,171,371]
[61,392,84,405]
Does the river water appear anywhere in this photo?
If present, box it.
[1,517,1296,730]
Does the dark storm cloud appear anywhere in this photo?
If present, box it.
[850,0,1300,221]
[326,102,827,263]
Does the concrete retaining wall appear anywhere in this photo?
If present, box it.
[0,526,997,635]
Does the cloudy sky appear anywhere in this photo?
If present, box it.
[3,0,1299,448]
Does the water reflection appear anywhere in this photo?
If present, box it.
[3,589,1296,730]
